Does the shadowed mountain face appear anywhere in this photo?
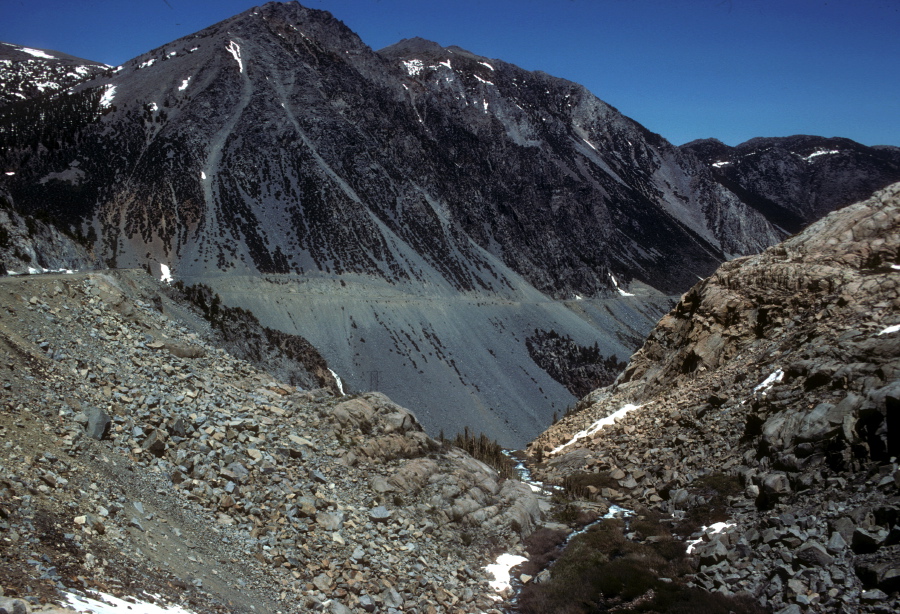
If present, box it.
[682,136,900,234]
[0,2,888,445]
[0,2,782,295]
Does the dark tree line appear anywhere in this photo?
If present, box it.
[0,86,105,150]
[526,329,628,398]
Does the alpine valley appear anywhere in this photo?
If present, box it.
[0,3,898,612]
[2,2,897,448]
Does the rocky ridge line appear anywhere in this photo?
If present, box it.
[528,183,900,613]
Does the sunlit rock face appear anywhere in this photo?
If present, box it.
[528,183,900,612]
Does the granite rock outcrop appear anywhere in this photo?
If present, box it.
[529,183,900,612]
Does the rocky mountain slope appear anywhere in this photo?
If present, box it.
[0,42,108,108]
[0,268,542,614]
[527,183,900,612]
[682,136,900,234]
[0,194,94,275]
[0,1,896,447]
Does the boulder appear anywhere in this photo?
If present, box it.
[795,541,833,567]
[762,472,791,497]
[369,506,391,524]
[84,406,111,440]
[316,511,344,532]
[331,398,375,431]
[853,527,888,554]
[141,430,167,457]
[826,531,848,554]
[0,597,28,614]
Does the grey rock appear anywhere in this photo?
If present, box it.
[852,527,888,554]
[316,511,344,532]
[84,406,111,440]
[312,573,332,592]
[296,496,317,518]
[826,531,847,554]
[141,430,167,457]
[225,462,249,482]
[369,506,392,523]
[669,488,690,507]
[860,588,888,603]
[762,472,791,497]
[381,588,403,609]
[0,597,28,614]
[795,541,833,567]
[370,476,394,493]
[698,539,729,566]
[328,602,352,614]
[358,594,376,613]
[795,402,840,443]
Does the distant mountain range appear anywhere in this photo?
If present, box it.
[0,41,108,107]
[682,135,900,233]
[1,1,898,446]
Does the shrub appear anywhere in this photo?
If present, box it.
[676,472,742,534]
[519,527,568,576]
[562,471,619,499]
[445,428,515,479]
[517,514,757,614]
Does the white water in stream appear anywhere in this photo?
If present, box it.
[487,451,636,611]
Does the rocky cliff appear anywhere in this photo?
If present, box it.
[528,183,900,613]
[0,269,541,614]
[0,193,94,275]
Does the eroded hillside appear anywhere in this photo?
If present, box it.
[0,270,541,614]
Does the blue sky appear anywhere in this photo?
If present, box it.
[1,0,898,147]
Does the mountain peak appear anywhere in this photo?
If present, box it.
[379,36,488,66]
[379,36,446,55]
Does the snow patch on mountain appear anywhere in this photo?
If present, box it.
[877,324,900,336]
[802,149,840,162]
[550,404,643,455]
[328,368,345,395]
[226,40,243,73]
[401,58,424,76]
[19,46,55,59]
[99,85,116,109]
[485,553,528,592]
[159,263,173,283]
[753,369,784,394]
[609,273,635,296]
[66,591,198,614]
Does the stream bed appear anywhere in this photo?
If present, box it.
[487,451,636,611]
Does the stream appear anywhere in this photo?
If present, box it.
[490,451,635,611]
